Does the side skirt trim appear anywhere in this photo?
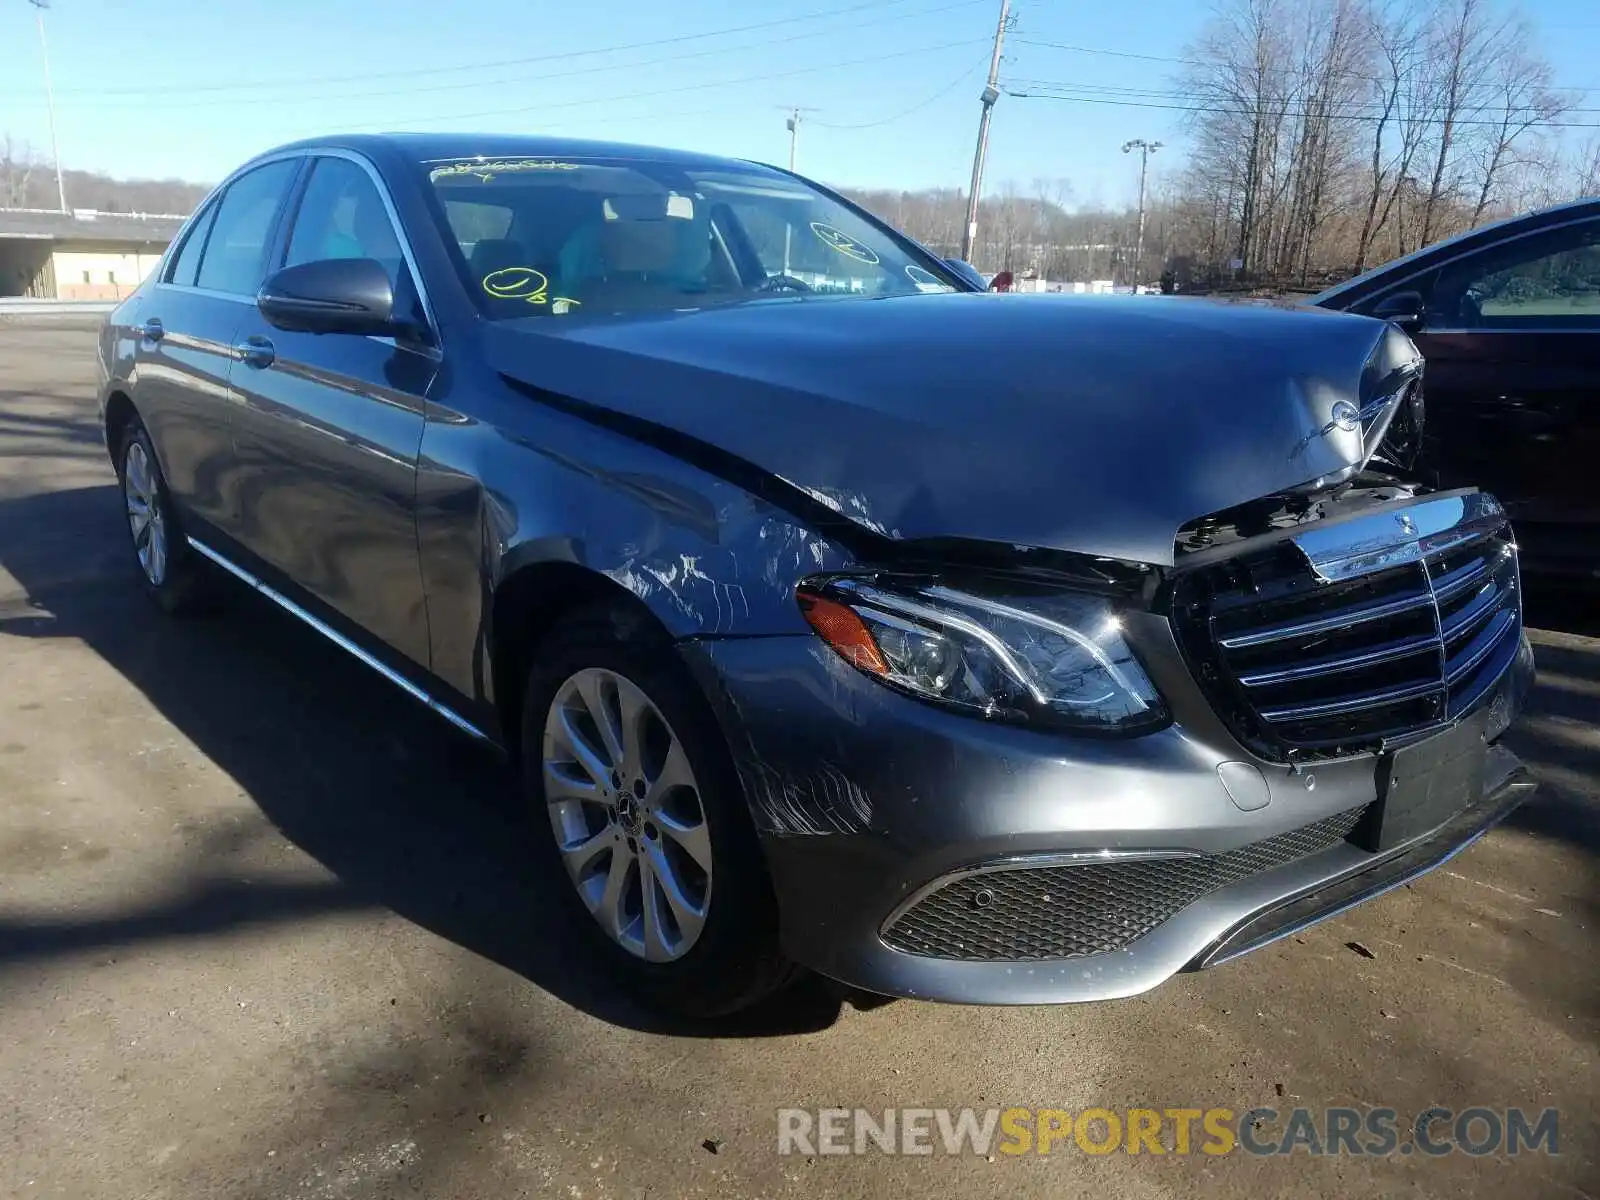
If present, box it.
[186,535,491,743]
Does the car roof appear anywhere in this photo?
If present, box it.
[1313,195,1600,306]
[254,132,768,175]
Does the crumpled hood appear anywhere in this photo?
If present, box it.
[483,292,1418,567]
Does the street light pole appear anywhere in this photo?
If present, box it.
[28,0,68,213]
[783,108,804,273]
[960,0,1011,264]
[1121,138,1161,287]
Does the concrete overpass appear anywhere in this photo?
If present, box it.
[0,208,187,301]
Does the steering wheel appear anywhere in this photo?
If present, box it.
[754,273,814,294]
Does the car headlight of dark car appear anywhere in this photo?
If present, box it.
[797,577,1168,733]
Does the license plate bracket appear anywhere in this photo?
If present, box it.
[1355,712,1490,852]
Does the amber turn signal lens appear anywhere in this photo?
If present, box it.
[797,591,890,675]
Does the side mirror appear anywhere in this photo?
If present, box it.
[942,258,988,292]
[1369,289,1425,332]
[257,257,398,336]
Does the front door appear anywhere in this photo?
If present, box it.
[226,154,437,669]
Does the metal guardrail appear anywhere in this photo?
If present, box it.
[0,298,116,316]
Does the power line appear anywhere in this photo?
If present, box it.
[1011,36,1600,98]
[1002,77,1600,117]
[12,2,985,113]
[1012,36,1197,67]
[334,38,991,131]
[812,57,989,129]
[1002,85,1600,129]
[0,0,975,100]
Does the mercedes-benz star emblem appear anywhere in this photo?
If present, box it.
[1329,400,1361,432]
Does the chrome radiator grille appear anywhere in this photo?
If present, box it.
[1172,495,1522,761]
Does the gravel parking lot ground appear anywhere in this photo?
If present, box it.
[0,317,1595,1200]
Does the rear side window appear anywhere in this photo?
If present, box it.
[195,159,298,296]
[166,202,218,286]
[284,157,407,292]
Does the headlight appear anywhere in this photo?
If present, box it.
[796,577,1168,733]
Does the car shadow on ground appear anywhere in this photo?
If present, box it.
[0,482,850,1037]
[1501,583,1600,861]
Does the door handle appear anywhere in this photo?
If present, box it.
[134,318,164,342]
[234,335,275,369]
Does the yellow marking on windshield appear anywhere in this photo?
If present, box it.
[431,159,582,183]
[810,222,880,265]
[483,266,550,304]
[905,265,953,293]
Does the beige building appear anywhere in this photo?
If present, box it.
[0,208,186,301]
[48,247,167,301]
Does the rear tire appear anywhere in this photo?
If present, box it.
[520,602,798,1018]
[116,416,223,615]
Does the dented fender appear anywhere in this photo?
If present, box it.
[414,346,857,735]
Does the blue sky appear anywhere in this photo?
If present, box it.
[3,0,1598,206]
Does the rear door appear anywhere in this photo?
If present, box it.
[130,158,299,532]
[1408,218,1600,568]
[225,152,437,670]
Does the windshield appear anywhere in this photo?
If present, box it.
[418,154,959,319]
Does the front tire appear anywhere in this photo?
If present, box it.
[116,417,220,615]
[520,603,797,1017]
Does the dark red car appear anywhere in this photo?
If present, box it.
[1313,199,1600,584]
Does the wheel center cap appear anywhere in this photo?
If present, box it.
[617,794,643,835]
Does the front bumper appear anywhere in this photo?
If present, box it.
[681,620,1536,1005]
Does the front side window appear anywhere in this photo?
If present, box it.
[418,154,958,319]
[285,157,406,292]
[195,159,298,296]
[1429,220,1600,330]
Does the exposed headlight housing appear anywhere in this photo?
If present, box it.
[797,577,1168,734]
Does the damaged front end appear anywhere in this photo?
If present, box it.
[491,290,1533,1003]
[672,318,1533,1004]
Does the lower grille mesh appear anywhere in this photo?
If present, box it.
[881,806,1368,961]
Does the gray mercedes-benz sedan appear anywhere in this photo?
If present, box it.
[96,133,1537,1015]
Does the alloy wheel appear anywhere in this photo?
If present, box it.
[123,440,168,586]
[542,667,713,962]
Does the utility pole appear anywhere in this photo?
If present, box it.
[787,107,802,172]
[784,108,801,274]
[28,0,68,213]
[960,0,1011,264]
[1122,138,1161,288]
[781,107,816,274]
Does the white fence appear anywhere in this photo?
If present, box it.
[0,297,116,316]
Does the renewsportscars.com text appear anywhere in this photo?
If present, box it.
[776,1106,1560,1158]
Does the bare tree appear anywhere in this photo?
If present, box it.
[1574,138,1600,197]
[849,0,1571,289]
[1,133,37,208]
[1467,34,1570,222]
[1354,0,1425,270]
[1418,0,1502,244]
